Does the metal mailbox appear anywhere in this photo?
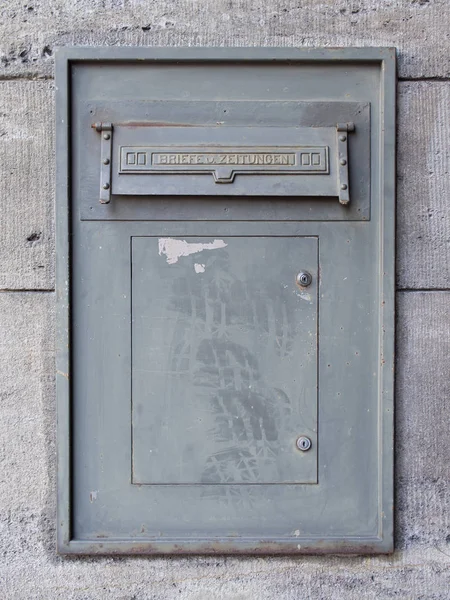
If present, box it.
[56,47,396,555]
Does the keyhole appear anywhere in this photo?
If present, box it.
[296,436,312,452]
[296,271,312,287]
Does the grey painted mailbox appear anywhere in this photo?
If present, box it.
[56,48,395,555]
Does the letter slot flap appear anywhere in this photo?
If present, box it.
[93,121,364,204]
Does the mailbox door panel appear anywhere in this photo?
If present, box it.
[131,236,318,485]
[58,48,395,554]
[70,221,379,544]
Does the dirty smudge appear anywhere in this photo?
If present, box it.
[158,238,227,265]
[157,241,304,490]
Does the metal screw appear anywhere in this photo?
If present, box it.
[339,135,347,142]
[103,158,110,165]
[296,436,312,452]
[340,158,347,166]
[340,183,348,191]
[102,182,110,190]
[103,133,110,140]
[296,271,312,287]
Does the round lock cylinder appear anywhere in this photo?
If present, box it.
[296,271,312,287]
[296,436,312,452]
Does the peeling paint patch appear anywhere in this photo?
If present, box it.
[89,491,98,503]
[294,529,301,537]
[158,238,227,264]
[194,263,206,273]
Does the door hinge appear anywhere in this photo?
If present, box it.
[92,122,113,204]
[336,122,355,205]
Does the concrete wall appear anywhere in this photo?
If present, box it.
[0,1,449,598]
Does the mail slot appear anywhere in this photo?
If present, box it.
[96,122,362,203]
[56,47,395,555]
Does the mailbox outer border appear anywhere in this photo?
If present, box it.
[55,46,396,555]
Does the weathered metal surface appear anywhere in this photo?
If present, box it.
[56,47,395,556]
[132,236,318,485]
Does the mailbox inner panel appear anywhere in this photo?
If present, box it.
[56,48,395,555]
[132,236,318,485]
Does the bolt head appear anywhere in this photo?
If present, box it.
[339,135,347,142]
[103,158,110,165]
[296,436,312,452]
[340,183,348,191]
[102,182,110,190]
[340,158,347,166]
[103,133,111,140]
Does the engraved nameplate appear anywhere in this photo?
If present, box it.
[119,146,329,183]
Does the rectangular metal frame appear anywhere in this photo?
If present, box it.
[56,47,396,555]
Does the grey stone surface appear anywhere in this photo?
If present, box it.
[395,291,450,551]
[0,81,54,290]
[0,291,449,599]
[397,82,450,290]
[0,0,449,79]
[1,3,449,595]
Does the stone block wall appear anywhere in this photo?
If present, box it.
[0,2,449,598]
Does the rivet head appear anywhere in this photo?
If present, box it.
[103,133,111,140]
[296,436,312,452]
[102,182,110,190]
[296,271,312,287]
[339,135,347,142]
[340,158,347,166]
[340,183,348,191]
[103,158,110,165]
